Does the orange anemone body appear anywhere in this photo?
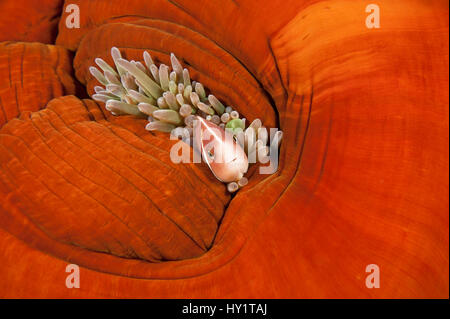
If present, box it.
[0,0,448,298]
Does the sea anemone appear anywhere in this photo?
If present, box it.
[89,47,283,192]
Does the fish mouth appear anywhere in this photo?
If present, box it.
[226,157,238,164]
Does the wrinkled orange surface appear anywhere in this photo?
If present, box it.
[0,1,64,44]
[0,0,448,298]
